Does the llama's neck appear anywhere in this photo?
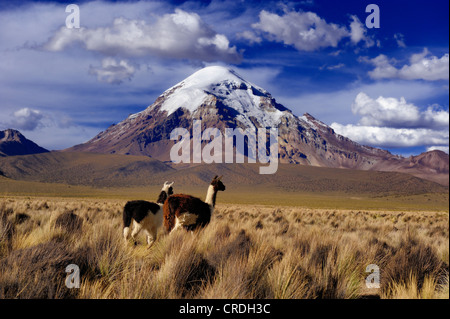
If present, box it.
[205,185,217,208]
[156,190,168,204]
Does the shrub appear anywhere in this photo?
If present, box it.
[55,210,83,233]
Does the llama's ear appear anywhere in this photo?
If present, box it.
[217,175,223,181]
[213,175,218,180]
[168,181,174,187]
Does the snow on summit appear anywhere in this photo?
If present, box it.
[149,65,285,127]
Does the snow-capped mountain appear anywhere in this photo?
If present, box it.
[152,66,288,128]
[67,66,448,183]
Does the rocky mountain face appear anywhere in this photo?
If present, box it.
[66,66,449,184]
[0,129,49,157]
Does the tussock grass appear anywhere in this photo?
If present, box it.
[0,198,448,299]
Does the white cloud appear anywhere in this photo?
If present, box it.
[349,15,374,47]
[89,58,137,84]
[43,9,241,63]
[349,15,365,44]
[365,49,449,81]
[400,49,449,81]
[0,106,102,150]
[394,33,406,48]
[319,63,345,71]
[326,63,345,70]
[236,30,262,44]
[330,123,449,148]
[362,54,399,79]
[249,11,377,51]
[352,92,449,128]
[426,146,449,154]
[276,80,443,127]
[329,92,449,150]
[6,108,45,131]
[252,10,349,51]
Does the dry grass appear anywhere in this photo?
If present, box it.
[0,197,448,299]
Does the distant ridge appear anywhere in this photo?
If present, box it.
[0,152,447,194]
[0,129,48,157]
[0,151,173,187]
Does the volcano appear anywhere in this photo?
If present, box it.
[66,66,449,184]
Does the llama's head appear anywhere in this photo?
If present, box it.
[211,175,225,192]
[157,181,174,204]
[162,181,174,195]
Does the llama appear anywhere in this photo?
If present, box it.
[163,176,225,233]
[123,181,174,246]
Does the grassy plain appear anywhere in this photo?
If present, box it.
[1,165,448,299]
[0,194,448,299]
[1,176,448,212]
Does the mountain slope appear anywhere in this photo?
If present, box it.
[371,150,449,185]
[66,66,449,184]
[0,151,174,187]
[0,129,49,157]
[0,152,447,195]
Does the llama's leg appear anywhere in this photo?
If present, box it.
[131,220,142,245]
[123,226,131,241]
[182,213,198,226]
[171,213,198,233]
[171,216,183,233]
[145,227,157,248]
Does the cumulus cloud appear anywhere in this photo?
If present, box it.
[43,9,241,63]
[236,30,262,44]
[365,49,449,81]
[330,123,449,148]
[331,92,449,150]
[1,107,78,132]
[248,11,377,51]
[7,108,45,131]
[400,49,449,81]
[0,107,100,150]
[89,58,137,84]
[251,10,349,51]
[361,54,399,79]
[352,92,449,128]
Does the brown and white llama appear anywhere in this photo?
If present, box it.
[163,176,225,233]
[123,181,174,246]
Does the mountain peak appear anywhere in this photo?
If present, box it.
[0,129,49,157]
[149,66,280,127]
[0,129,23,142]
[185,65,246,85]
[168,65,255,97]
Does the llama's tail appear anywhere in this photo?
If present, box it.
[123,202,133,240]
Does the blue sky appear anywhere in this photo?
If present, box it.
[0,0,448,156]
